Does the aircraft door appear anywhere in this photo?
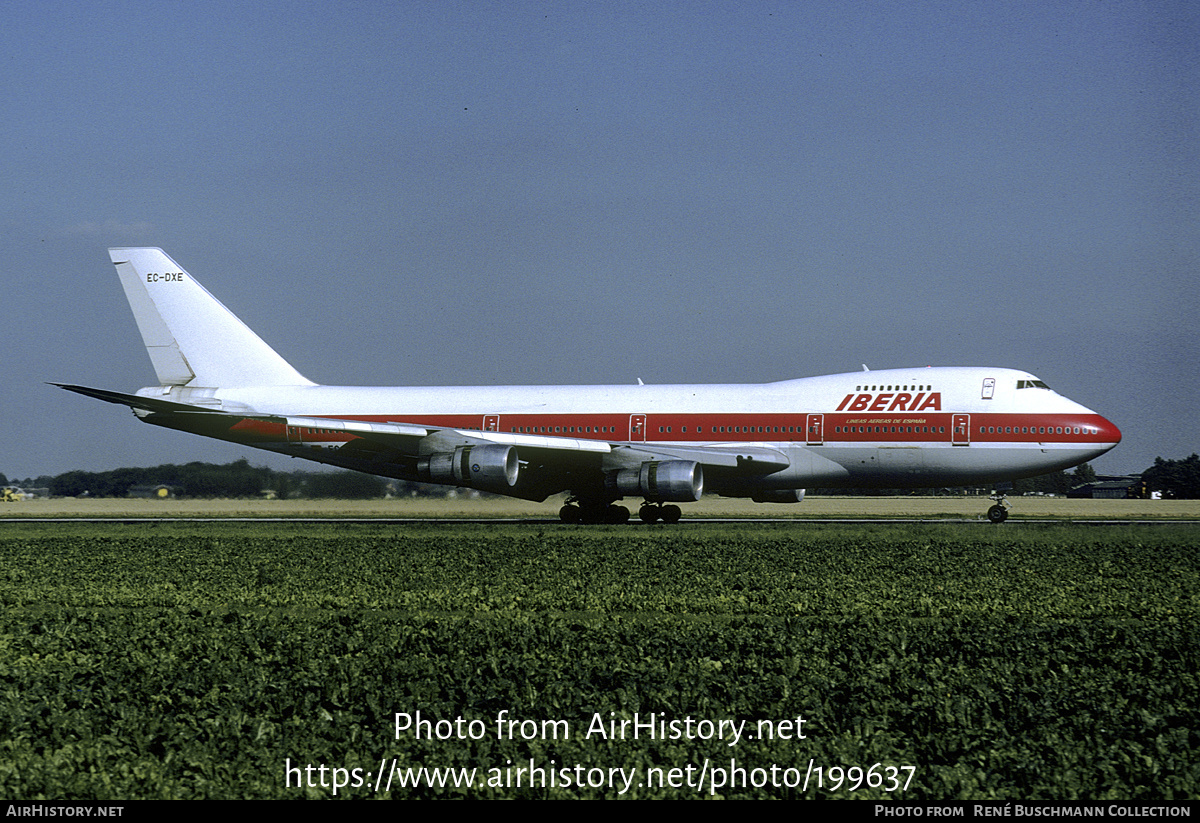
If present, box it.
[483,415,500,432]
[629,414,647,442]
[806,413,824,445]
[287,425,303,444]
[952,414,970,446]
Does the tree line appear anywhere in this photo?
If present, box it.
[1138,454,1200,500]
[3,459,408,500]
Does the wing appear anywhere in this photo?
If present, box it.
[267,413,790,503]
[55,383,792,503]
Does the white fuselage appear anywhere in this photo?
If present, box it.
[140,365,1121,492]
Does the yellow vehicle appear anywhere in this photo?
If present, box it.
[2,487,22,503]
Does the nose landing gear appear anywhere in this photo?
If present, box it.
[986,493,1010,523]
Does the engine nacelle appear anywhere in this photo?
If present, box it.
[418,444,519,493]
[609,460,703,502]
[751,488,806,504]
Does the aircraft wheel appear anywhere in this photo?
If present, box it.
[606,504,630,524]
[660,504,682,524]
[986,504,1008,524]
[559,505,581,524]
[639,505,660,524]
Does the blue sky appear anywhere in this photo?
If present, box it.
[2,0,1195,481]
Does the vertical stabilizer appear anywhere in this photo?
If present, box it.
[109,248,314,388]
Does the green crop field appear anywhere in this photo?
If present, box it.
[1,522,1196,799]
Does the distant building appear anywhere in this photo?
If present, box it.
[1067,478,1139,499]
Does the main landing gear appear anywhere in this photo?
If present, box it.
[558,498,683,524]
[986,493,1010,524]
[559,501,631,524]
[639,503,682,524]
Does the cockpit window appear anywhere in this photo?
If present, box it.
[1017,380,1051,390]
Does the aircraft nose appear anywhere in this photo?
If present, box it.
[1098,415,1122,446]
[1090,414,1122,457]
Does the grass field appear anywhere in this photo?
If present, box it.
[3,494,1198,520]
[1,520,1196,799]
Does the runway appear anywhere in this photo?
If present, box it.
[3,516,1198,526]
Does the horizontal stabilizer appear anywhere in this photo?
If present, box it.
[50,383,224,414]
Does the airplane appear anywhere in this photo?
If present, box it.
[56,247,1121,524]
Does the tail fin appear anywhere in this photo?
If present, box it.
[109,247,314,388]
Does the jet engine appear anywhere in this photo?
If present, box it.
[418,444,519,493]
[608,460,704,502]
